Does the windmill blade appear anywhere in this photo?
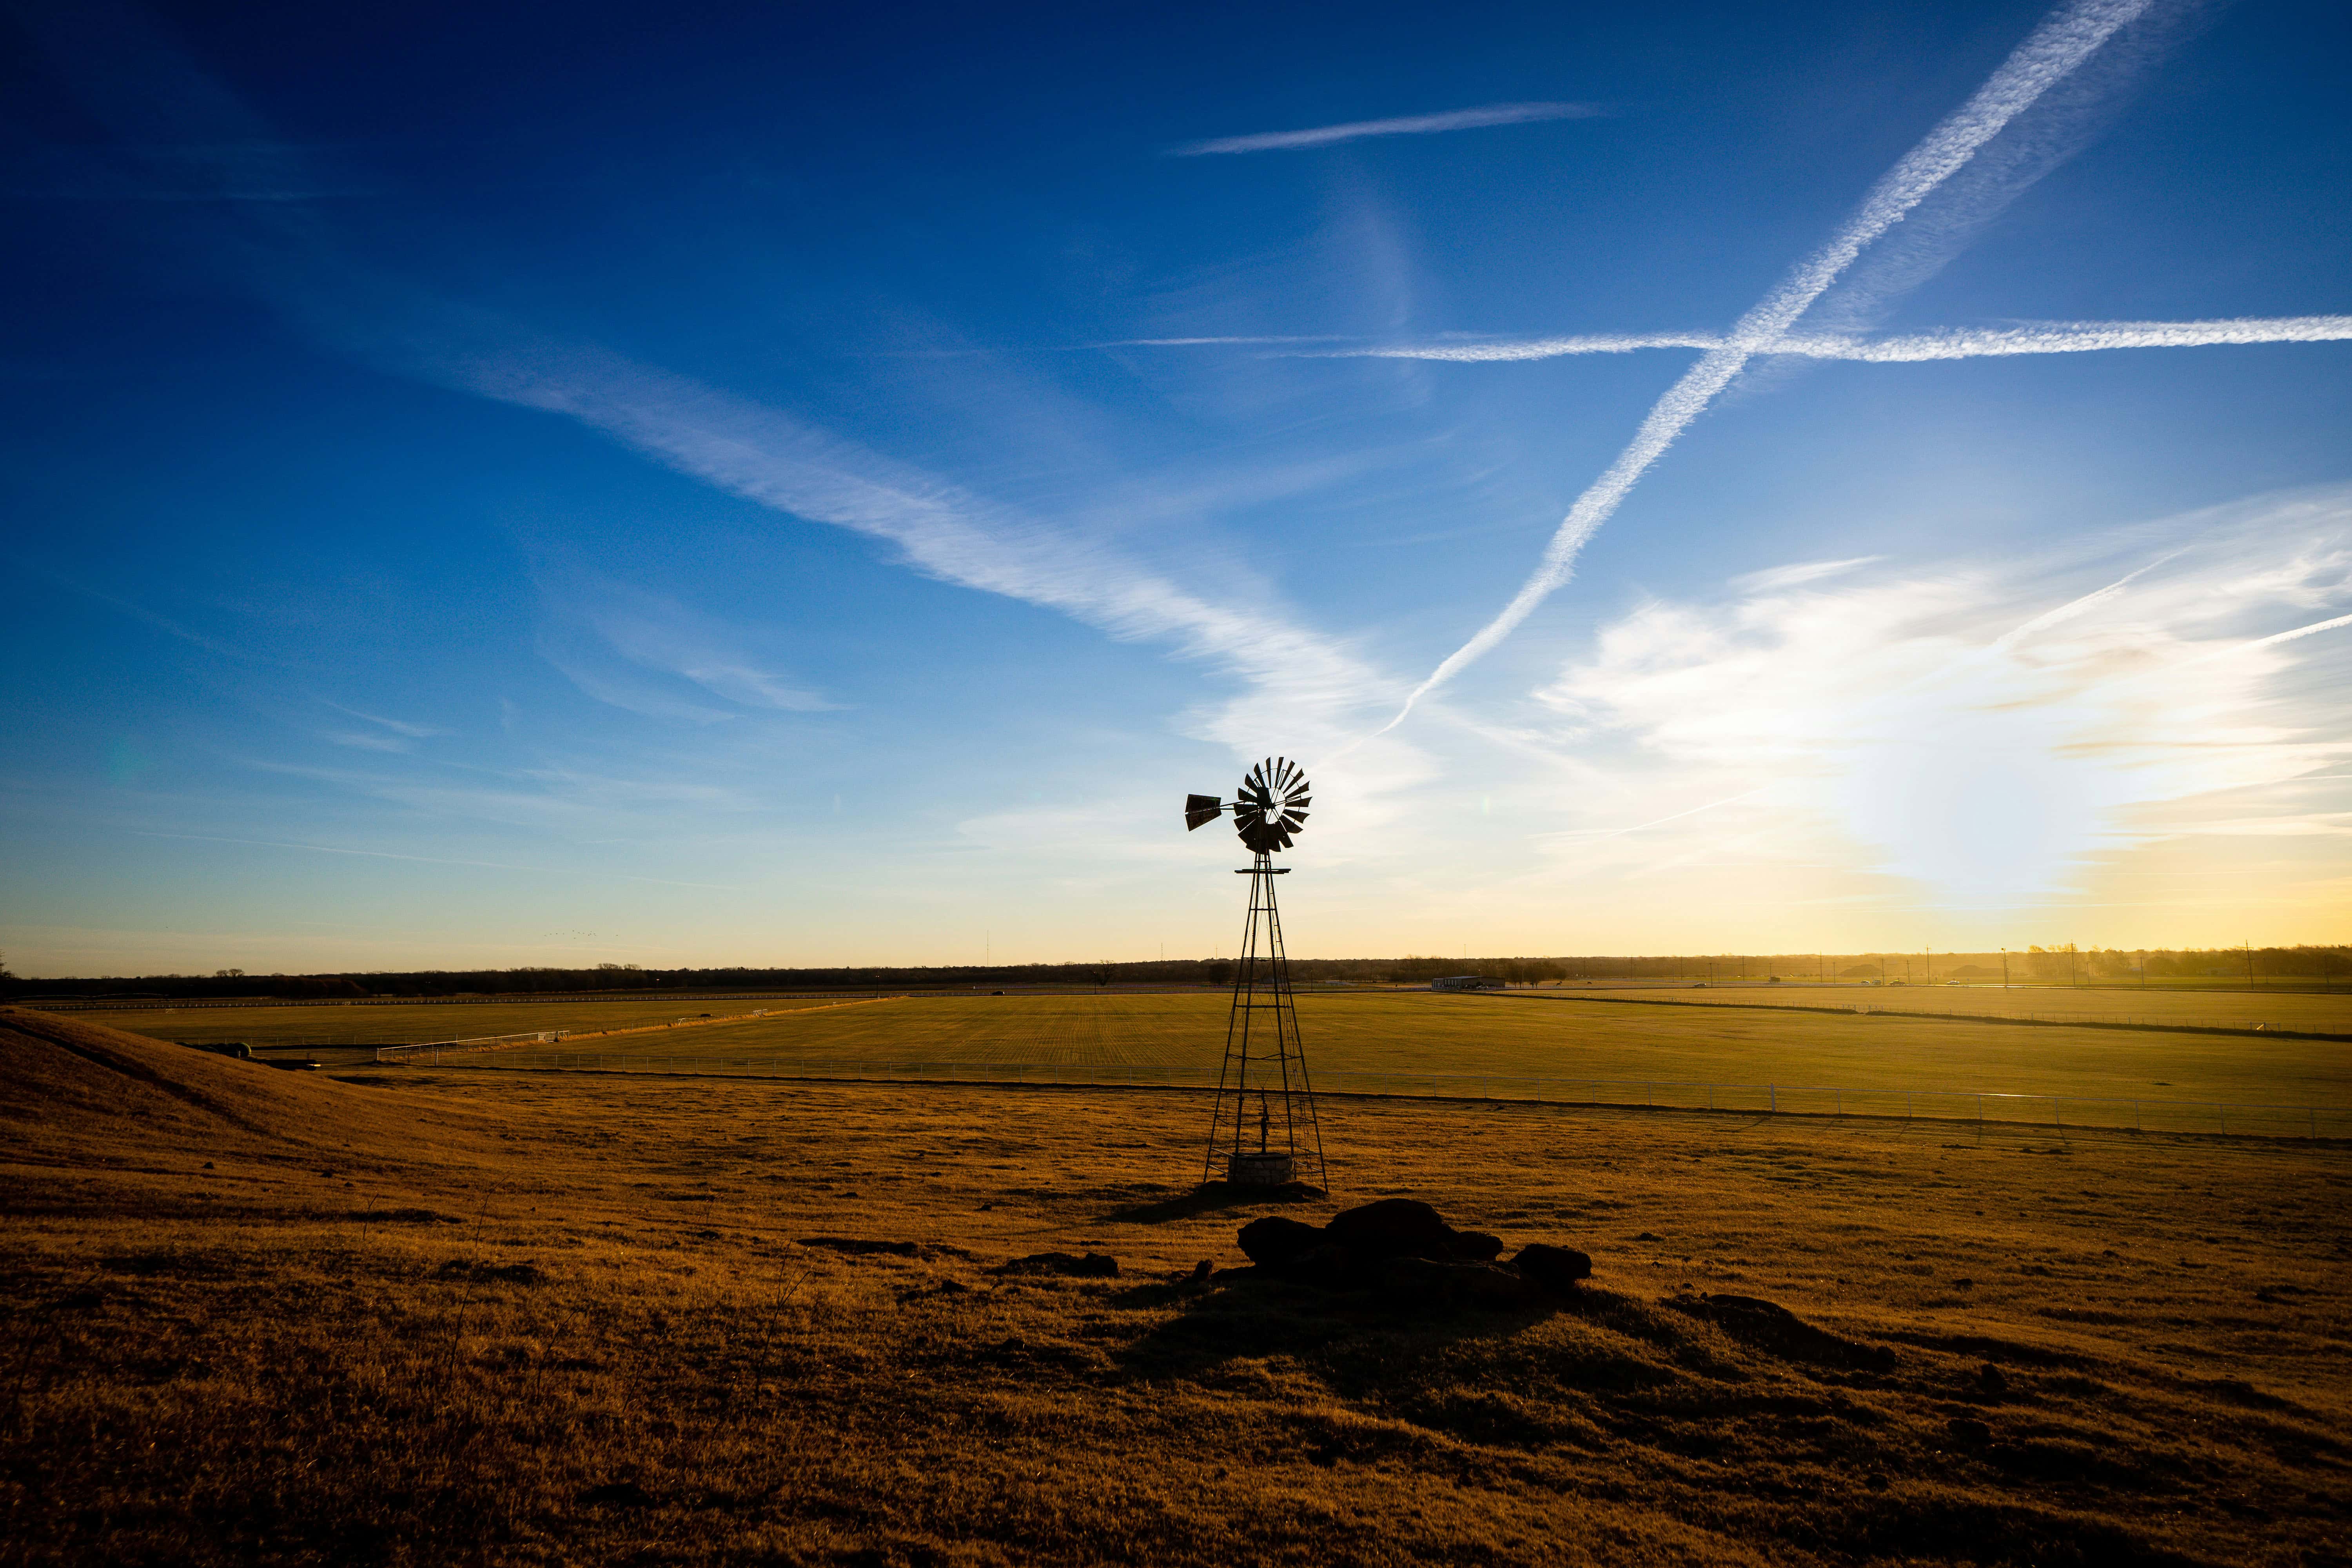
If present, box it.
[1288,796,1310,811]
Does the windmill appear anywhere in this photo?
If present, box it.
[1184,757,1327,1189]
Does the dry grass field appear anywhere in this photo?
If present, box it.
[1561,985,2352,1036]
[4,1005,2347,1566]
[87,993,879,1052]
[402,992,2352,1120]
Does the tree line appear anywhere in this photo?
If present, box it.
[6,945,2346,1001]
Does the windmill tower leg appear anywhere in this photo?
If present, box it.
[1204,852,1328,1191]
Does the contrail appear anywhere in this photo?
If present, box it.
[1316,331,1724,361]
[1545,786,1771,838]
[1809,316,2352,361]
[1987,550,2184,653]
[1313,314,2352,363]
[1170,102,1600,156]
[2169,610,2352,668]
[1363,0,2158,742]
[1068,334,1362,348]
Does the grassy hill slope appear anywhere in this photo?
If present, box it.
[1,1010,2344,1565]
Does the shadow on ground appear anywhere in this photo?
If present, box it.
[1098,1179,1325,1224]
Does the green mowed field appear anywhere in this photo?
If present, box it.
[453,991,2349,1112]
[1564,983,2352,1034]
[89,992,869,1047]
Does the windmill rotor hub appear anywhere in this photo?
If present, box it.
[1181,756,1311,855]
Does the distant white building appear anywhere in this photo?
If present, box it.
[1430,975,1504,991]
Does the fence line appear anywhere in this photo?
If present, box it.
[1498,990,2352,1043]
[388,1051,2349,1142]
[373,1030,565,1063]
[371,995,907,1063]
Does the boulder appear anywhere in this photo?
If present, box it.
[995,1252,1118,1278]
[1381,1257,1542,1312]
[1325,1198,1458,1261]
[1237,1216,1325,1268]
[1513,1243,1593,1296]
[1287,1241,1359,1290]
[1450,1230,1505,1263]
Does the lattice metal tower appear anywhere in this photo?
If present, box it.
[1183,757,1327,1189]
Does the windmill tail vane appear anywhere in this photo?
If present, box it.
[1181,755,1327,1192]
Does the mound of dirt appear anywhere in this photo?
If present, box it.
[0,1005,464,1164]
[1667,1291,1898,1372]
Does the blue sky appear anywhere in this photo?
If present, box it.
[4,0,2348,975]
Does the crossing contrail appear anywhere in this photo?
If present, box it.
[1359,0,2160,744]
[1170,102,1601,156]
[1325,314,2352,363]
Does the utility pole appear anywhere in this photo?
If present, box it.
[2244,941,2256,988]
[2001,948,2010,989]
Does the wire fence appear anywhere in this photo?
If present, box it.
[390,1050,2351,1142]
[1513,993,2352,1041]
[374,1031,568,1062]
[371,996,907,1063]
[1885,1008,2343,1035]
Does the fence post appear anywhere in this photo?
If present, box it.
[1769,1085,1775,1114]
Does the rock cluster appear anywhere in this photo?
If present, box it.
[995,1251,1120,1278]
[1236,1198,1589,1308]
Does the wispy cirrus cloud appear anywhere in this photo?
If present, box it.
[534,573,838,722]
[13,1,1425,792]
[458,338,1416,773]
[1168,101,1600,157]
[131,830,738,888]
[321,729,416,753]
[318,701,443,751]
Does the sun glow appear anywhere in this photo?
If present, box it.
[1536,492,2352,912]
